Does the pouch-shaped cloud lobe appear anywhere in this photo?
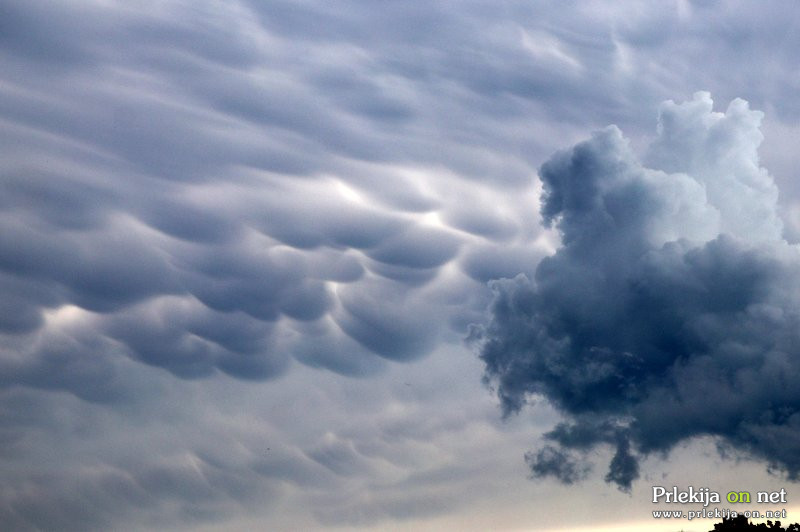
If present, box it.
[477,92,800,490]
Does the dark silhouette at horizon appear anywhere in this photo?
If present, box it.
[709,515,800,531]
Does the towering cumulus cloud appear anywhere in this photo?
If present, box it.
[477,92,800,490]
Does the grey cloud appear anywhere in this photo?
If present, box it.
[334,279,440,362]
[247,182,410,250]
[306,432,376,477]
[290,320,387,376]
[346,171,441,214]
[0,382,287,532]
[0,319,165,404]
[605,438,639,490]
[0,273,56,333]
[0,0,98,66]
[460,243,543,284]
[0,216,180,312]
[362,260,440,286]
[443,205,520,241]
[0,453,276,532]
[0,169,115,231]
[478,93,800,489]
[365,225,462,269]
[0,341,516,531]
[138,197,240,245]
[525,445,590,485]
[102,299,288,380]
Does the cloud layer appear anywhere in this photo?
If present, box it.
[0,0,568,401]
[3,1,800,529]
[478,92,800,490]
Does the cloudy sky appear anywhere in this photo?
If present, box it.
[2,1,800,530]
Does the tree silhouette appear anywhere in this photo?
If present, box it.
[709,515,800,531]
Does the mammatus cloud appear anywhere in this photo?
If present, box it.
[4,0,800,529]
[476,92,800,491]
[0,0,561,398]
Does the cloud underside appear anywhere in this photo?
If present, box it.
[479,92,800,490]
[0,0,559,400]
[3,0,800,529]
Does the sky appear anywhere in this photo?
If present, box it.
[2,1,800,530]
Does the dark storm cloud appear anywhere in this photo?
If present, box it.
[478,93,800,490]
[524,445,590,485]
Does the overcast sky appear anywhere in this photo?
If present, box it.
[3,1,800,530]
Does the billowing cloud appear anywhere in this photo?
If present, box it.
[478,92,800,490]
